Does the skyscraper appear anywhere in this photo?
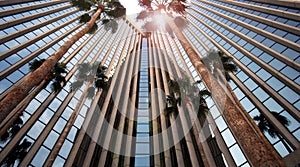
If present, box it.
[0,0,299,166]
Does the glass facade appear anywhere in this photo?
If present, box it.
[0,0,299,166]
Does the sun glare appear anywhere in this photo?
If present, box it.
[153,13,166,26]
[119,0,142,15]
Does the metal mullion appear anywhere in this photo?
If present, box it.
[0,3,73,30]
[0,0,69,17]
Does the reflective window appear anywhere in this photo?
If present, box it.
[31,146,50,166]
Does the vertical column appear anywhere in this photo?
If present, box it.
[134,38,150,166]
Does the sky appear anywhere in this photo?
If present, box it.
[119,0,143,15]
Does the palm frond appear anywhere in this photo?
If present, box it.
[29,59,45,72]
[79,13,91,23]
[199,89,211,97]
[87,86,95,99]
[70,0,93,11]
[70,80,84,91]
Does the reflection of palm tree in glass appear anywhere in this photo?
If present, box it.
[0,59,67,139]
[29,59,67,92]
[254,111,292,153]
[166,75,211,125]
[0,114,23,142]
[0,0,126,123]
[46,62,108,166]
[202,49,238,83]
[1,139,31,167]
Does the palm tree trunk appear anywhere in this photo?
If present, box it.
[216,69,281,156]
[44,80,93,167]
[165,15,285,166]
[0,79,47,137]
[0,7,102,123]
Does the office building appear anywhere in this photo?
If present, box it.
[0,0,299,166]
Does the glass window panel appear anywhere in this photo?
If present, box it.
[256,69,271,81]
[280,111,298,132]
[250,48,263,56]
[244,43,254,51]
[269,59,285,70]
[0,60,10,72]
[279,87,299,104]
[221,129,236,147]
[236,71,248,82]
[31,146,49,166]
[293,129,300,142]
[44,131,59,149]
[36,89,50,103]
[6,54,21,64]
[233,88,245,100]
[281,66,299,80]
[136,133,150,142]
[267,77,284,91]
[248,62,260,73]
[53,156,65,167]
[135,156,150,166]
[136,143,150,154]
[28,121,45,139]
[74,115,84,128]
[215,116,227,132]
[263,98,283,112]
[240,98,255,111]
[244,79,258,91]
[262,38,275,47]
[282,48,299,60]
[39,108,54,124]
[274,142,289,157]
[271,43,286,53]
[62,107,73,120]
[259,53,273,63]
[138,103,148,109]
[210,105,220,119]
[240,56,251,66]
[254,34,265,42]
[137,124,149,133]
[49,98,62,111]
[59,140,73,158]
[7,70,23,82]
[253,88,269,102]
[54,118,67,133]
[26,99,41,114]
[284,33,299,42]
[229,144,247,166]
[67,126,78,142]
[274,29,287,37]
[265,26,276,33]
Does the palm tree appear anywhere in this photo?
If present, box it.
[45,62,108,166]
[0,0,125,123]
[0,59,67,138]
[138,1,285,165]
[254,111,292,153]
